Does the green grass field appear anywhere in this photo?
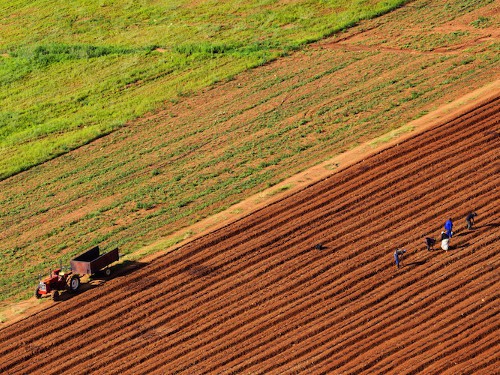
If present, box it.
[0,0,408,179]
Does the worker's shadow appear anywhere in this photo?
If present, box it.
[451,243,469,250]
[475,222,498,230]
[314,244,328,251]
[455,222,497,236]
[54,260,146,302]
[405,260,426,267]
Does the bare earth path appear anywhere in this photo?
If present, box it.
[0,88,498,374]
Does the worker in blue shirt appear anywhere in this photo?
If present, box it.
[444,218,453,238]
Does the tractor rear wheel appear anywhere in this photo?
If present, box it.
[104,268,112,277]
[67,275,80,293]
[35,287,42,299]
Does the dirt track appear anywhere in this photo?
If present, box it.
[0,93,498,373]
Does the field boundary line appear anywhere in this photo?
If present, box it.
[137,79,500,262]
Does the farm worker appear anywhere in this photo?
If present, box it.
[394,249,406,268]
[444,218,453,238]
[440,231,450,251]
[465,211,477,230]
[425,237,435,251]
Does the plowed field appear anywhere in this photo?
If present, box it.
[1,94,498,374]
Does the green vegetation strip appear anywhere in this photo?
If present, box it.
[0,0,410,179]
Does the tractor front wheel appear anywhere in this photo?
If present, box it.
[52,290,59,301]
[67,275,80,293]
[35,287,42,299]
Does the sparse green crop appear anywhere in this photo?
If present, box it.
[471,16,491,28]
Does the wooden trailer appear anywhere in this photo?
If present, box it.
[70,246,119,276]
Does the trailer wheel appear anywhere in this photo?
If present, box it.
[35,287,42,299]
[104,268,112,277]
[68,275,80,293]
[52,290,59,301]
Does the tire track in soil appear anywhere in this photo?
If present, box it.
[0,96,498,374]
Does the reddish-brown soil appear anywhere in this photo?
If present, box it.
[0,93,497,374]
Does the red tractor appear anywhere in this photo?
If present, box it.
[35,268,80,301]
[35,246,119,301]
